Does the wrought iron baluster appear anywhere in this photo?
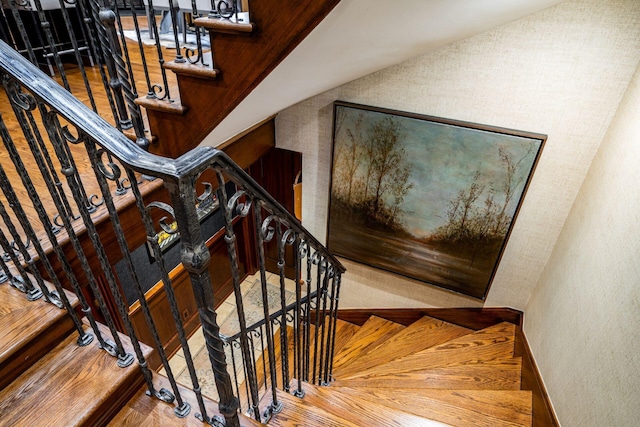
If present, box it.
[30,0,71,88]
[303,246,314,382]
[215,175,258,424]
[167,0,185,63]
[82,157,185,408]
[128,169,216,419]
[311,252,323,384]
[0,163,91,341]
[253,208,280,416]
[5,0,38,64]
[327,272,342,381]
[33,105,131,363]
[144,0,173,101]
[0,225,40,300]
[316,259,330,385]
[77,0,122,128]
[165,169,240,427]
[277,226,294,393]
[224,340,242,412]
[184,0,207,66]
[322,266,338,385]
[123,0,155,98]
[98,1,148,150]
[0,84,111,348]
[49,129,154,373]
[293,236,304,397]
[258,323,268,395]
[57,0,98,112]
[0,190,53,304]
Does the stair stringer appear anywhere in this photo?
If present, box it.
[146,0,341,158]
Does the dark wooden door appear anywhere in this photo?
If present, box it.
[248,147,302,279]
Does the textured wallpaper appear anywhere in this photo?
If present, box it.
[276,0,640,310]
[525,59,640,426]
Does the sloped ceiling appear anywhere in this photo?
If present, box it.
[202,0,567,146]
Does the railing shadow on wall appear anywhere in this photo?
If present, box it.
[0,40,344,426]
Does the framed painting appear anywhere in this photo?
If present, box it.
[327,101,546,299]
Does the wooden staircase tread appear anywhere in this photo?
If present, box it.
[135,95,188,115]
[297,382,452,426]
[267,388,364,427]
[340,322,517,380]
[332,315,405,373]
[332,386,533,427]
[110,372,263,426]
[332,318,361,356]
[0,281,78,389]
[194,16,255,34]
[0,322,152,426]
[164,54,220,80]
[334,315,471,378]
[333,357,523,390]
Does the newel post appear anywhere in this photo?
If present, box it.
[165,174,240,427]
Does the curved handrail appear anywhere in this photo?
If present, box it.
[0,40,345,272]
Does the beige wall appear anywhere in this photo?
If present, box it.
[275,0,640,310]
[524,62,640,426]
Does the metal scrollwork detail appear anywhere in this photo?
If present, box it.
[146,201,179,236]
[261,214,279,243]
[282,228,297,247]
[96,148,130,196]
[6,80,37,111]
[227,189,252,218]
[150,84,167,101]
[298,240,310,259]
[60,123,87,145]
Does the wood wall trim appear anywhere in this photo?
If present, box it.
[515,328,560,427]
[336,307,523,330]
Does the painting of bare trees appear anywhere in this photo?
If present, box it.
[327,102,545,299]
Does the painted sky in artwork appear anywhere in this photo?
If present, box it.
[334,106,541,238]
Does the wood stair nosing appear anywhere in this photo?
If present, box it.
[0,321,152,427]
[334,315,472,378]
[331,315,405,373]
[267,388,360,427]
[110,372,263,427]
[339,322,517,380]
[297,381,452,427]
[332,357,523,390]
[331,386,533,427]
[163,52,219,80]
[0,282,79,390]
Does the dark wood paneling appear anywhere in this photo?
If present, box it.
[129,215,250,368]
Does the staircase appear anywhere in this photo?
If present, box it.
[268,315,533,427]
[2,273,545,426]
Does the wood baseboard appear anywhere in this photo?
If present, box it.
[515,328,560,427]
[335,307,523,330]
